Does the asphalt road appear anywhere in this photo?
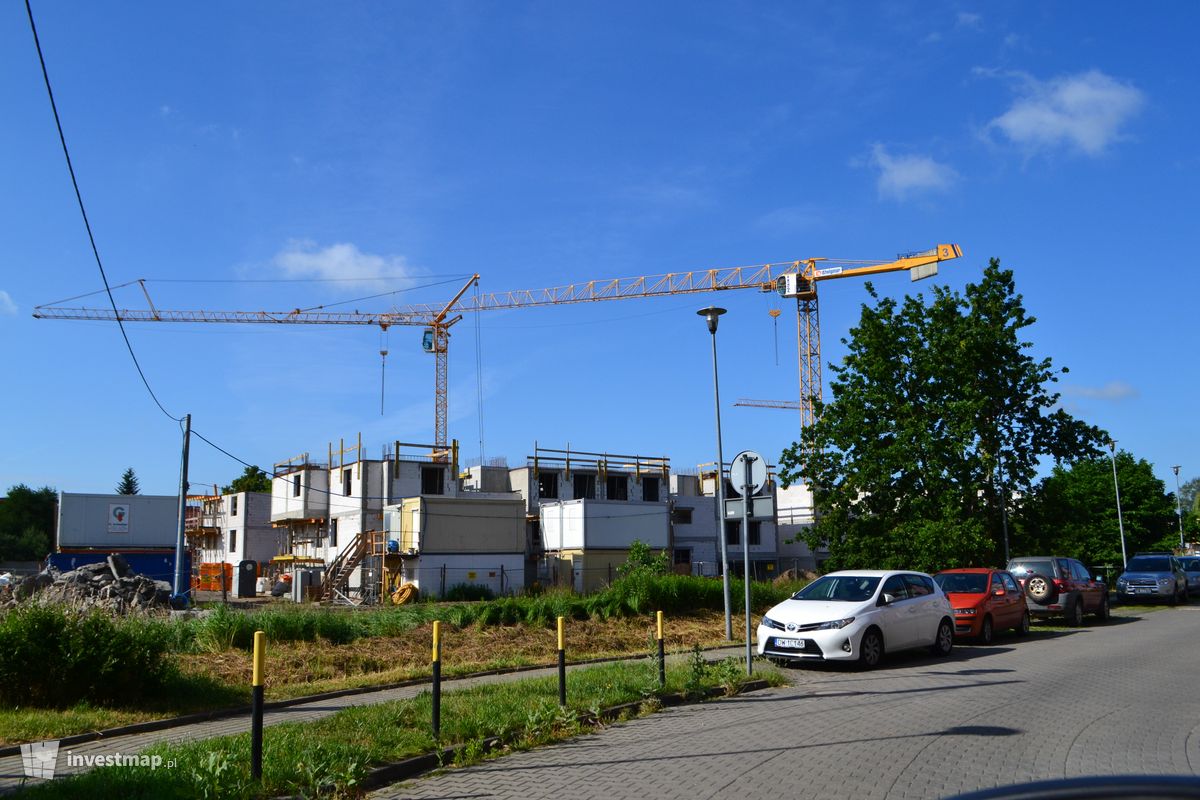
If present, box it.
[377,606,1200,800]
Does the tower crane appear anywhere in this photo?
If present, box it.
[34,244,962,465]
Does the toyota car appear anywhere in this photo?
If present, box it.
[757,570,954,669]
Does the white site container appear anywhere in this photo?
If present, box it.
[56,492,180,550]
[538,499,669,551]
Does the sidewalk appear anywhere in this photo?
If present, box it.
[0,645,747,792]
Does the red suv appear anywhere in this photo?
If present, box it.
[933,568,1030,644]
[1006,556,1110,626]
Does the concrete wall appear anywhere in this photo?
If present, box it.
[271,467,329,522]
[386,459,457,502]
[399,553,524,598]
[539,499,669,550]
[775,482,825,572]
[57,492,179,549]
[387,496,524,554]
[219,492,276,565]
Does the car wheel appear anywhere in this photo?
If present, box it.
[1025,573,1056,604]
[858,628,883,669]
[1095,594,1110,622]
[979,615,994,645]
[929,619,954,656]
[1066,599,1084,627]
[1016,610,1031,636]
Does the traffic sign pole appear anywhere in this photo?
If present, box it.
[741,453,755,676]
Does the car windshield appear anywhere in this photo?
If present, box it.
[792,575,880,602]
[934,572,989,593]
[1181,558,1200,573]
[1126,557,1170,572]
[1008,560,1055,578]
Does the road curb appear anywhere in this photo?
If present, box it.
[0,643,745,756]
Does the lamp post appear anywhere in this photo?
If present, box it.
[698,306,733,640]
[1173,465,1184,549]
[1108,441,1128,569]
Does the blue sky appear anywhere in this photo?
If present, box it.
[2,2,1196,498]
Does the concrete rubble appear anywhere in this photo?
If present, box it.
[0,554,173,613]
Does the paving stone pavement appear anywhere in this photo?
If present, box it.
[0,646,743,791]
[376,608,1200,800]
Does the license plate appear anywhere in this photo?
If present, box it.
[776,638,806,649]
[1135,588,1152,594]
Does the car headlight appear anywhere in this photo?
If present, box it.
[761,616,785,631]
[1116,578,1128,587]
[1158,578,1173,585]
[953,608,977,615]
[816,617,855,630]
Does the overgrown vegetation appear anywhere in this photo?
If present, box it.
[0,605,178,707]
[22,659,783,800]
[178,572,803,651]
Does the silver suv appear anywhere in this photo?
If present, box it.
[1115,553,1187,605]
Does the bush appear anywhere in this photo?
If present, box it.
[0,605,177,708]
[443,583,496,602]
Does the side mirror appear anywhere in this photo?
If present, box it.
[881,592,896,605]
[994,588,1006,597]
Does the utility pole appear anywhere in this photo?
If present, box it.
[172,413,191,607]
[1109,441,1128,570]
[1173,465,1184,549]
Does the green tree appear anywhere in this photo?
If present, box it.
[115,468,140,495]
[0,484,57,560]
[1020,451,1177,565]
[221,465,272,494]
[778,260,1106,572]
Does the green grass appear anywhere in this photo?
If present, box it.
[177,574,809,651]
[20,657,784,800]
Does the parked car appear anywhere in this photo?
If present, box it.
[933,568,1030,644]
[1114,554,1188,605]
[1006,556,1110,626]
[756,570,954,669]
[1179,556,1200,598]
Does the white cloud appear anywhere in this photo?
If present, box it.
[1064,381,1139,401]
[986,70,1144,156]
[866,144,959,201]
[754,205,823,235]
[0,291,17,316]
[271,240,416,287]
[956,12,982,28]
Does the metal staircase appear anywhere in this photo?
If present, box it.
[319,530,377,604]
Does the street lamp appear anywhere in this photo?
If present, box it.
[1108,441,1128,569]
[1173,465,1184,549]
[698,306,733,640]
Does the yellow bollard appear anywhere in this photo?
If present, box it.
[557,616,566,706]
[432,621,441,739]
[251,630,266,780]
[656,611,665,686]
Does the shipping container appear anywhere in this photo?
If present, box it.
[56,492,180,550]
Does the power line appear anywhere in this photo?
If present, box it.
[24,0,180,423]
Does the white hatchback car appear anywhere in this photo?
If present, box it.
[757,570,954,668]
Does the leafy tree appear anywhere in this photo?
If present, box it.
[221,465,272,495]
[115,468,140,495]
[778,260,1106,572]
[1177,476,1200,538]
[0,484,57,560]
[1020,451,1177,565]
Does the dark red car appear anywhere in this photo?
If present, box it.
[933,568,1030,644]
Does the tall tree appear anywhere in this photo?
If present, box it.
[0,484,57,560]
[115,468,140,495]
[222,465,272,494]
[1020,451,1177,566]
[778,260,1106,572]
